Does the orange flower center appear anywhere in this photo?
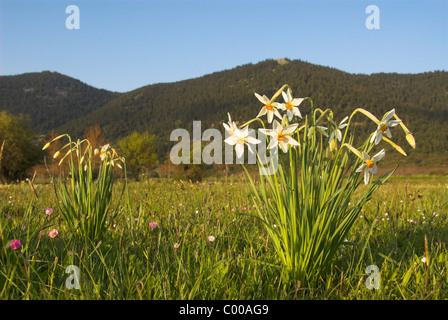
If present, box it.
[285,102,293,110]
[366,160,375,169]
[278,133,285,141]
[380,125,388,133]
[265,103,273,111]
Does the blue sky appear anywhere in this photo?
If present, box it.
[1,0,447,92]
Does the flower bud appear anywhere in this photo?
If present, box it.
[406,133,416,149]
[42,142,51,150]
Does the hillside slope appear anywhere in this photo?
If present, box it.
[0,71,121,133]
[58,59,448,166]
[1,60,447,168]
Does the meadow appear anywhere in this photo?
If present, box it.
[1,174,447,300]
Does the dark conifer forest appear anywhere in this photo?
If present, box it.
[1,58,447,169]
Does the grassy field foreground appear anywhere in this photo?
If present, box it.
[0,175,447,300]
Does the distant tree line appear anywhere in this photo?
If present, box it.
[1,59,447,178]
[55,59,448,164]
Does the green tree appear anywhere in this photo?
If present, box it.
[172,143,207,182]
[0,111,41,182]
[118,131,158,180]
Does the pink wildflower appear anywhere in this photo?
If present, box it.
[149,222,158,230]
[10,240,21,250]
[48,229,59,238]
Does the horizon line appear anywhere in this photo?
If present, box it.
[1,57,447,93]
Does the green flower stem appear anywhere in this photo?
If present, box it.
[239,117,266,130]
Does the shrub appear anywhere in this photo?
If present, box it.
[118,131,158,180]
[0,111,41,182]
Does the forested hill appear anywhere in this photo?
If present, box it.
[0,71,120,133]
[59,58,448,165]
[1,59,448,167]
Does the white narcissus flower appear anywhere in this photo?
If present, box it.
[308,125,328,138]
[254,93,282,123]
[223,113,238,136]
[329,116,349,143]
[224,126,261,158]
[355,149,386,185]
[98,144,110,161]
[278,89,304,121]
[370,109,402,145]
[263,119,300,153]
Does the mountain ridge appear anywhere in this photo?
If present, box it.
[1,59,447,168]
[0,70,121,133]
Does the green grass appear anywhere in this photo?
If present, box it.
[0,175,447,299]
